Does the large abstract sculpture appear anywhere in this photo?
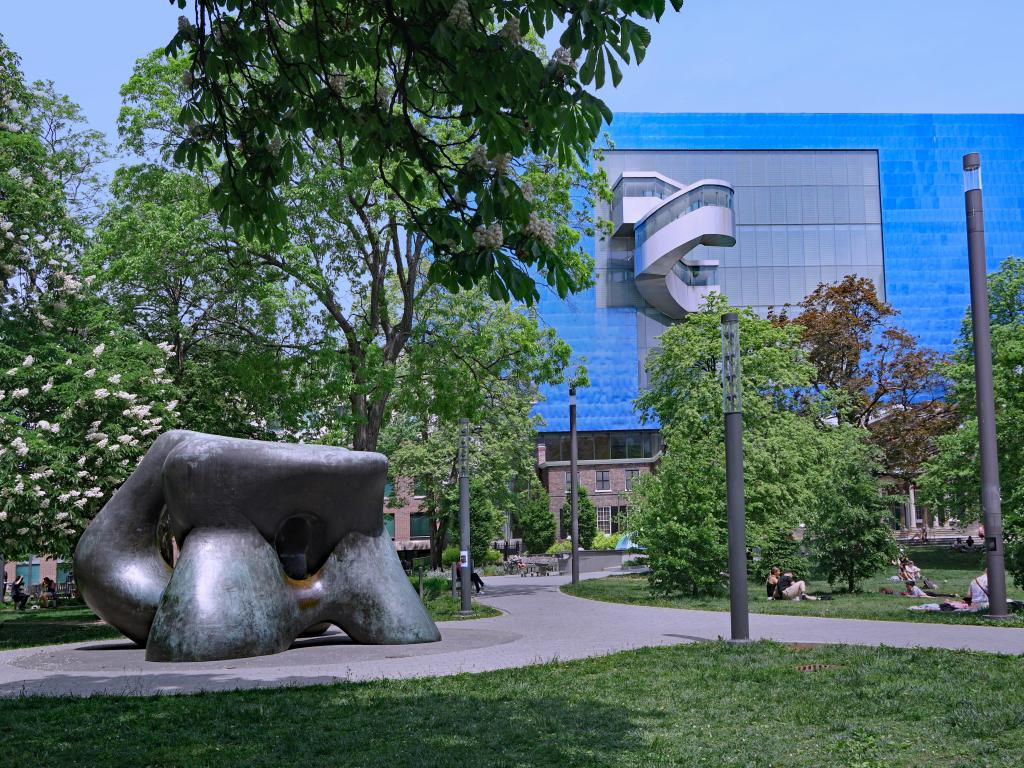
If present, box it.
[74,430,441,662]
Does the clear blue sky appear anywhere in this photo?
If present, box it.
[3,0,1023,153]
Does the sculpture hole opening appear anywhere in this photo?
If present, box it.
[156,505,178,567]
[276,516,312,580]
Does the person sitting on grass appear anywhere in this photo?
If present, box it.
[889,556,911,582]
[774,570,819,601]
[901,580,929,598]
[967,569,989,610]
[766,566,780,599]
[40,576,58,608]
[9,575,29,611]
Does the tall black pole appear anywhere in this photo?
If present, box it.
[721,313,749,642]
[569,386,580,584]
[963,153,1008,618]
[458,418,473,615]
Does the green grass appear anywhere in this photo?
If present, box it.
[422,593,501,621]
[0,591,498,652]
[1,641,1021,767]
[0,603,122,650]
[563,546,1024,627]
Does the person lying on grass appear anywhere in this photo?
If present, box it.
[901,580,930,598]
[774,570,819,601]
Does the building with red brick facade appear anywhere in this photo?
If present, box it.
[535,429,661,537]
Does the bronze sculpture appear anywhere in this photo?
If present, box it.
[74,430,441,662]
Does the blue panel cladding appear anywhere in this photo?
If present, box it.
[534,234,642,433]
[534,113,1024,432]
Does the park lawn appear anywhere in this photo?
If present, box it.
[2,641,1022,767]
[0,603,121,650]
[562,546,1024,627]
[0,595,496,651]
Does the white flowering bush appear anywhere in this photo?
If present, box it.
[1,36,179,558]
[0,323,179,557]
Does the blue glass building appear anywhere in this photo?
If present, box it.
[535,113,1024,438]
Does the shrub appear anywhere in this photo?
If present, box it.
[590,532,622,550]
[441,546,461,568]
[546,539,572,554]
[515,492,557,554]
[559,487,598,549]
[440,544,501,568]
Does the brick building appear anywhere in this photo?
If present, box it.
[535,429,660,537]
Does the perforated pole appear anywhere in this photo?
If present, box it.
[722,313,750,642]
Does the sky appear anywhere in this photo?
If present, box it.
[2,0,1024,153]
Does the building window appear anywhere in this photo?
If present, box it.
[543,430,661,462]
[384,479,394,499]
[384,514,395,538]
[596,470,610,491]
[597,507,613,534]
[410,513,431,539]
[414,477,428,498]
[15,562,39,586]
[613,506,630,534]
[626,469,640,491]
[56,562,73,584]
[564,471,580,488]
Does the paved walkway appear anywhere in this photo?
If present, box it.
[1,572,1021,698]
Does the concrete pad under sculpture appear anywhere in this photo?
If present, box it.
[74,430,440,662]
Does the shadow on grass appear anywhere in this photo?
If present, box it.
[0,674,652,768]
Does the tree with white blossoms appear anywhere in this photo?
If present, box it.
[0,35,179,558]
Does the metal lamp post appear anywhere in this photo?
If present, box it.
[721,313,750,642]
[458,418,473,615]
[963,153,1009,618]
[569,386,580,585]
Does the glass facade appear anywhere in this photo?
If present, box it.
[535,113,1024,433]
[612,175,677,208]
[605,150,883,314]
[542,430,662,462]
[634,184,735,250]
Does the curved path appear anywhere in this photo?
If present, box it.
[1,572,1021,698]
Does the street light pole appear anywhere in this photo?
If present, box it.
[721,313,750,642]
[963,153,1009,618]
[569,386,580,585]
[458,418,473,615]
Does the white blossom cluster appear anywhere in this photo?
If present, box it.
[524,212,557,248]
[497,19,522,46]
[466,145,511,176]
[328,73,348,96]
[447,0,472,30]
[473,222,504,249]
[551,47,576,70]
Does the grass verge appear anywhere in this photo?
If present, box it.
[1,641,1021,767]
[562,546,1024,626]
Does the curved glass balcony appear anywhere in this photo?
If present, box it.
[635,185,734,250]
[632,179,736,318]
